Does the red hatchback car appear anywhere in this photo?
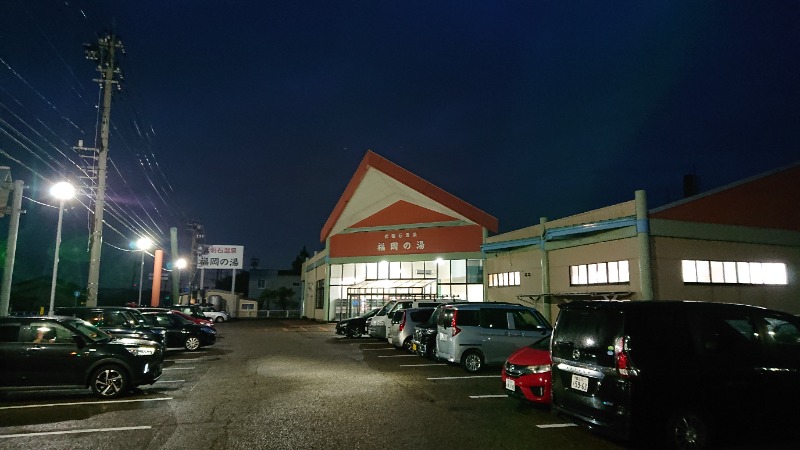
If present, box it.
[501,336,552,405]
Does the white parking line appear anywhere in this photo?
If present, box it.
[427,375,501,380]
[155,380,185,383]
[362,348,395,351]
[163,367,194,371]
[169,359,202,364]
[469,394,507,399]
[357,342,387,346]
[0,426,151,439]
[537,423,577,429]
[377,354,418,358]
[399,363,447,367]
[0,397,173,410]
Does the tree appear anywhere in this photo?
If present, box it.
[259,286,295,310]
[291,246,311,274]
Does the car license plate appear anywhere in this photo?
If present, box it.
[570,374,589,392]
[505,378,515,391]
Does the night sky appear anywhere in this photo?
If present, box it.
[1,1,798,290]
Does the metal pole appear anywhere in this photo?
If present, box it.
[635,190,654,300]
[1,180,24,317]
[138,250,145,306]
[49,199,65,316]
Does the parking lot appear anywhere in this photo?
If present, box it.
[0,319,623,450]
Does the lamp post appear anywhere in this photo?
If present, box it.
[49,182,75,316]
[174,258,187,305]
[136,237,153,306]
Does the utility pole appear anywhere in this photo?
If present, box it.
[186,222,207,302]
[1,168,24,317]
[84,33,123,306]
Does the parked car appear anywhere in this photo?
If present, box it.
[387,307,435,351]
[412,303,454,358]
[55,306,165,348]
[551,300,800,448]
[199,305,230,323]
[501,336,551,405]
[368,299,449,339]
[139,307,215,328]
[336,308,380,338]
[174,305,228,323]
[0,316,163,398]
[436,302,551,373]
[139,311,216,351]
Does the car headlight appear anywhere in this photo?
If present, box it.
[521,364,550,374]
[126,346,157,356]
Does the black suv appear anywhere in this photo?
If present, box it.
[56,306,165,347]
[551,300,800,448]
[0,316,164,398]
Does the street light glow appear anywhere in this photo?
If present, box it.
[136,236,153,251]
[49,181,75,200]
[175,258,187,269]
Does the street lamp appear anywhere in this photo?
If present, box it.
[136,237,153,306]
[175,258,187,304]
[49,181,75,316]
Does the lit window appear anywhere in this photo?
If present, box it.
[487,271,521,287]
[681,260,787,285]
[570,261,629,286]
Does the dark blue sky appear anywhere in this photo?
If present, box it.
[1,1,798,288]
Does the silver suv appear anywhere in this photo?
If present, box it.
[387,307,435,352]
[436,302,551,373]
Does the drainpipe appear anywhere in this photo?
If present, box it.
[635,190,654,300]
[539,216,551,322]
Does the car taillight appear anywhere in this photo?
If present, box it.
[399,314,407,332]
[451,310,461,337]
[615,336,638,378]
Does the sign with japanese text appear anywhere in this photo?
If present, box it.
[197,245,244,269]
[329,225,483,258]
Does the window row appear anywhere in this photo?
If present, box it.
[682,260,787,285]
[488,272,520,287]
[329,259,483,285]
[570,261,630,286]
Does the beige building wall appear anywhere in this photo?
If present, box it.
[548,237,641,297]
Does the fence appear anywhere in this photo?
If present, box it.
[255,309,303,319]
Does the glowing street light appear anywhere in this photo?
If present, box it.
[136,237,153,306]
[49,181,75,316]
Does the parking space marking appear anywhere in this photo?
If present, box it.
[537,423,577,429]
[163,367,194,370]
[0,397,173,410]
[169,359,203,364]
[377,354,417,358]
[0,426,152,439]
[427,375,501,380]
[399,363,447,367]
[469,394,507,399]
[155,380,185,383]
[362,348,395,351]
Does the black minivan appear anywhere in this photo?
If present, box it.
[551,300,800,448]
[0,316,164,398]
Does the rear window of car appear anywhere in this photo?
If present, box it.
[410,309,434,323]
[552,307,624,368]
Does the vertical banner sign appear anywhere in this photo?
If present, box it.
[197,245,244,269]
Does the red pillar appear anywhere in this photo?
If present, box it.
[150,249,163,307]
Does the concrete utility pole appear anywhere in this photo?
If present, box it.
[1,171,24,317]
[84,33,123,306]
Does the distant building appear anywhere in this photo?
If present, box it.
[248,268,301,311]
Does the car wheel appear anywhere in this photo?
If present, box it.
[347,328,362,338]
[461,350,483,373]
[184,336,201,351]
[402,337,413,353]
[214,316,224,323]
[90,365,129,398]
[668,410,710,450]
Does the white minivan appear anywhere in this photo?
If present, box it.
[436,302,551,373]
[368,299,450,340]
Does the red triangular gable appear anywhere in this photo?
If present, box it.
[351,200,459,228]
[320,151,498,241]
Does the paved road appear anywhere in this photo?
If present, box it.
[0,319,624,449]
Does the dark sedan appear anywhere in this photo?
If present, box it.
[140,311,216,351]
[335,308,380,338]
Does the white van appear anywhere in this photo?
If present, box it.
[436,302,551,373]
[368,299,450,340]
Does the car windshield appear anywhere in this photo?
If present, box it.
[530,336,550,351]
[375,302,396,316]
[358,308,380,319]
[128,310,150,327]
[171,313,194,325]
[67,319,112,343]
